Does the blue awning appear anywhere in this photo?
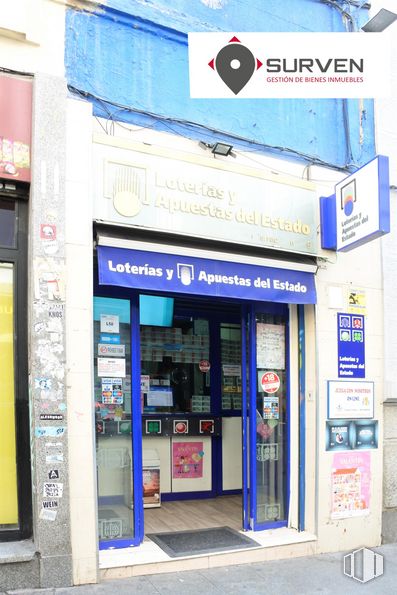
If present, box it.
[97,245,316,305]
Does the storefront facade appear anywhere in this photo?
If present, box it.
[59,112,383,582]
[90,134,318,549]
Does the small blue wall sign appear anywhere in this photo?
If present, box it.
[337,313,365,378]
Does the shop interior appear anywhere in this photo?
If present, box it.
[93,293,287,546]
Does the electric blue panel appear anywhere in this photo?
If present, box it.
[139,295,174,327]
[320,194,337,250]
[64,0,375,169]
[97,245,317,304]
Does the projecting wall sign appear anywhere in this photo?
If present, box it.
[320,155,390,252]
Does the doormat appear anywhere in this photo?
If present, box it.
[147,526,260,558]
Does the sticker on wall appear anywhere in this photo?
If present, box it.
[172,442,204,478]
[43,482,63,498]
[263,396,279,420]
[45,442,64,463]
[39,508,57,521]
[331,451,371,519]
[348,288,366,315]
[48,303,65,320]
[48,469,59,480]
[39,413,63,421]
[35,426,66,438]
[338,313,365,378]
[258,371,280,393]
[42,500,58,510]
[40,224,57,240]
[100,314,119,334]
[34,262,65,301]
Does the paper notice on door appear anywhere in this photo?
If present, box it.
[256,323,285,369]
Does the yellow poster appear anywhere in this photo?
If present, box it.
[0,263,18,525]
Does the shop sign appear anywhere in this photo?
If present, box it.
[321,155,390,252]
[93,137,318,255]
[328,380,374,419]
[0,74,32,182]
[97,246,317,305]
[337,313,365,378]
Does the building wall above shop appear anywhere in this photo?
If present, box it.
[64,0,376,170]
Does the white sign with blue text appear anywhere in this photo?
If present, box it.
[97,246,316,304]
[321,155,390,252]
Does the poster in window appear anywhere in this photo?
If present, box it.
[256,323,285,369]
[172,442,204,478]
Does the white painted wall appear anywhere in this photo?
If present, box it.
[0,0,65,76]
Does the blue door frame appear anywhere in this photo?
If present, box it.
[96,289,300,548]
[247,302,290,531]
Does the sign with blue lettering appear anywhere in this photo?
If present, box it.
[97,246,316,304]
[337,313,365,378]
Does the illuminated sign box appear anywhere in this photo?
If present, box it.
[320,155,390,252]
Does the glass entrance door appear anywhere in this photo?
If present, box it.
[248,304,289,530]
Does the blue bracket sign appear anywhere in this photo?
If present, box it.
[320,155,390,251]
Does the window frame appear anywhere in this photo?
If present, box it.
[0,187,31,542]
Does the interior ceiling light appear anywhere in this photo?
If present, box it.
[361,8,397,32]
[199,141,236,157]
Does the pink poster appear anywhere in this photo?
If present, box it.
[172,442,204,479]
[331,451,371,519]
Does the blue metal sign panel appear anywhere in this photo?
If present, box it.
[337,313,365,378]
[97,246,316,305]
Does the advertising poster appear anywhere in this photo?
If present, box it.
[172,442,204,479]
[326,420,353,451]
[326,420,378,451]
[331,451,371,519]
[328,380,374,419]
